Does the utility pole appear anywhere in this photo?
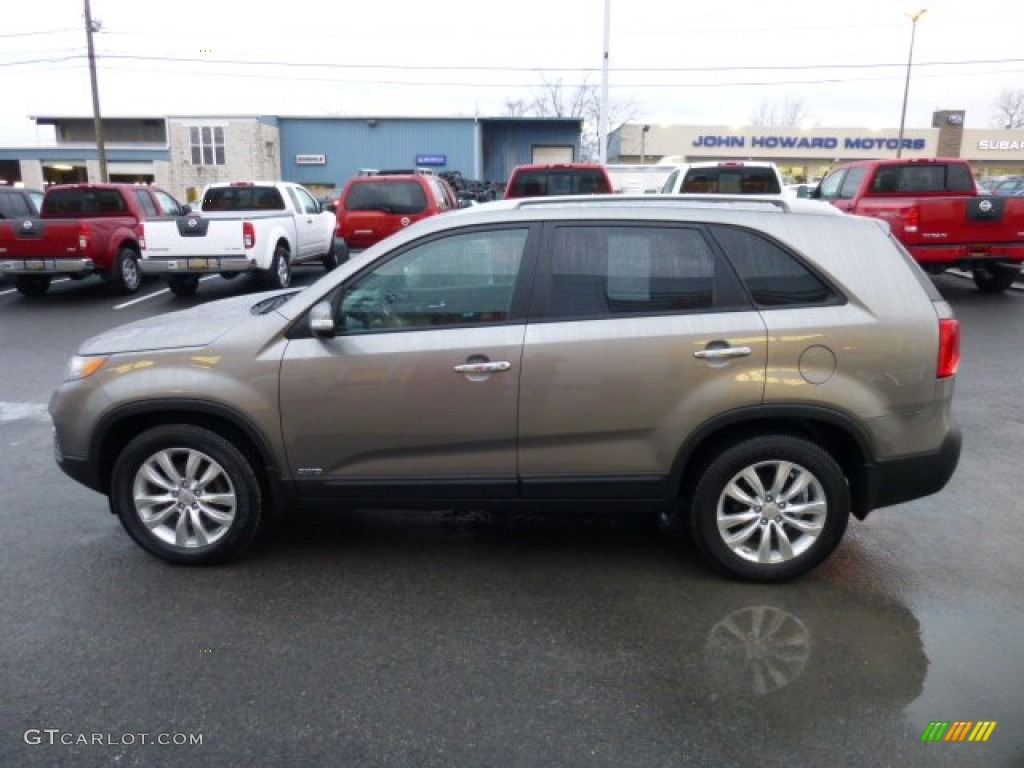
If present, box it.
[598,0,610,164]
[84,0,108,181]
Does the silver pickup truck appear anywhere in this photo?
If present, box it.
[140,181,341,296]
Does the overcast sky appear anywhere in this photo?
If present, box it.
[3,0,1023,146]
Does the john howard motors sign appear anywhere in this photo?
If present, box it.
[693,134,927,152]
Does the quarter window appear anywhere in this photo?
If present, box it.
[339,229,528,333]
[709,225,839,307]
[189,126,226,166]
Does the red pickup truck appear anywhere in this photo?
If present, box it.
[0,183,188,296]
[815,157,1024,292]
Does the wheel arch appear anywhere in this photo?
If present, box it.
[669,405,873,520]
[92,400,289,510]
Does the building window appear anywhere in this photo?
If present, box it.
[189,126,225,166]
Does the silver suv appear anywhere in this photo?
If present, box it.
[49,197,961,581]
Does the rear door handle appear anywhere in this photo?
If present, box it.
[454,361,512,374]
[693,346,752,360]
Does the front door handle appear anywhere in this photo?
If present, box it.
[454,361,512,374]
[693,346,752,360]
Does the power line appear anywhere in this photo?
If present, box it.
[0,28,77,39]
[2,51,1023,73]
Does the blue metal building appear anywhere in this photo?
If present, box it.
[278,117,583,189]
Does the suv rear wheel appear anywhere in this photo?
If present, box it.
[689,435,850,582]
[110,425,263,564]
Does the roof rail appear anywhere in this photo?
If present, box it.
[512,194,794,213]
[374,168,436,176]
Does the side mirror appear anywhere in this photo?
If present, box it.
[181,204,192,215]
[309,300,336,338]
[324,202,337,214]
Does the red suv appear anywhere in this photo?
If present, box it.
[334,170,457,251]
[504,163,614,198]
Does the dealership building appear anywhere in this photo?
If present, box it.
[610,110,1024,184]
[2,109,1023,200]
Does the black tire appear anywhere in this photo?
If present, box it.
[323,239,349,271]
[265,243,291,289]
[688,435,850,582]
[167,274,200,297]
[972,264,1019,293]
[107,247,142,295]
[14,275,51,296]
[110,424,263,565]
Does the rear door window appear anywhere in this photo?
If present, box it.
[536,224,749,320]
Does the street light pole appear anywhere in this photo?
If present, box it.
[83,0,108,182]
[896,8,927,159]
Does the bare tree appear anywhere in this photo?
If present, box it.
[503,99,531,118]
[530,73,594,119]
[750,97,812,127]
[992,88,1024,129]
[502,72,638,160]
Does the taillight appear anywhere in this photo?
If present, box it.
[243,221,255,249]
[903,205,920,233]
[937,317,960,378]
[78,223,89,250]
[139,223,147,251]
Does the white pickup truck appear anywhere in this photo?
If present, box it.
[140,181,341,296]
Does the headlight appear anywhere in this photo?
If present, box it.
[65,355,109,381]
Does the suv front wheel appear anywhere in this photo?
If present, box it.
[110,425,263,564]
[689,435,850,582]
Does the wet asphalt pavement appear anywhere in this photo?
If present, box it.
[0,271,1021,767]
